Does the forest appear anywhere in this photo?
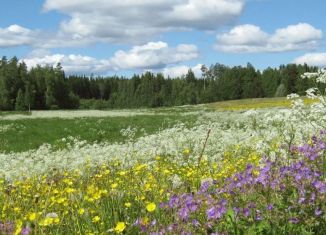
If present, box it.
[0,56,320,110]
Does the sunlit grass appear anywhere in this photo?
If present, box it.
[206,97,319,111]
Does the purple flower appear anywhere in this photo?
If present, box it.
[21,227,32,235]
[298,197,305,204]
[233,207,240,215]
[192,219,200,227]
[243,208,250,217]
[178,207,190,220]
[315,208,323,216]
[255,210,262,221]
[151,220,157,226]
[200,181,210,192]
[207,207,217,220]
[312,180,326,193]
[188,203,198,212]
[168,195,179,208]
[289,218,299,224]
[267,204,273,211]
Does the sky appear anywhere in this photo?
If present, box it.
[0,0,326,77]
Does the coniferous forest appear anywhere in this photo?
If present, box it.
[0,56,320,111]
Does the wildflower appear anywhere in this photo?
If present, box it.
[13,220,22,235]
[267,204,273,211]
[243,208,250,217]
[114,222,126,233]
[21,226,31,235]
[28,212,37,221]
[192,219,200,227]
[92,216,101,223]
[289,217,299,224]
[315,208,323,216]
[178,207,189,220]
[124,202,132,208]
[78,208,85,215]
[46,212,58,219]
[183,149,190,155]
[207,207,217,219]
[146,203,156,212]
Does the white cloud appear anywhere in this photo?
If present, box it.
[293,53,326,67]
[0,25,36,47]
[43,0,245,44]
[162,64,203,78]
[22,41,199,74]
[215,23,322,53]
[109,41,199,70]
[22,54,111,74]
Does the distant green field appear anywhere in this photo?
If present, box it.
[0,114,196,153]
[206,96,318,110]
[0,96,318,153]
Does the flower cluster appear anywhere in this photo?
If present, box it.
[143,133,326,234]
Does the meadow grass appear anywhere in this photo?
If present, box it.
[0,114,196,153]
[0,97,319,153]
[206,97,318,111]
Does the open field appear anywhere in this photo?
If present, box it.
[206,97,319,111]
[0,97,319,153]
[0,96,325,234]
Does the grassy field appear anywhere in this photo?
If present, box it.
[206,97,318,110]
[0,114,197,153]
[0,96,319,153]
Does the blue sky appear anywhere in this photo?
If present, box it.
[0,0,325,77]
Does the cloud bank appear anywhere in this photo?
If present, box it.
[215,23,322,53]
[293,53,326,67]
[22,42,199,74]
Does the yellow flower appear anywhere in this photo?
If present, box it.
[114,222,126,233]
[146,203,156,212]
[39,218,51,226]
[124,202,131,208]
[14,220,22,235]
[183,149,190,155]
[65,187,76,193]
[111,183,118,189]
[14,207,21,212]
[28,212,37,221]
[92,216,101,223]
[78,208,85,215]
[253,170,260,176]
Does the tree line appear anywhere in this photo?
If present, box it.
[0,56,319,111]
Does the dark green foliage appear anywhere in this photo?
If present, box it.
[15,89,26,111]
[0,58,79,111]
[0,56,320,110]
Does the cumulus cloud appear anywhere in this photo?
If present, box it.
[22,41,199,74]
[0,25,37,47]
[293,53,326,67]
[110,41,199,70]
[22,54,111,74]
[43,0,245,44]
[215,23,322,53]
[162,64,203,78]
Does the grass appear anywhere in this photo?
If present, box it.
[206,97,318,111]
[0,114,196,153]
[0,96,317,153]
[0,110,31,116]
